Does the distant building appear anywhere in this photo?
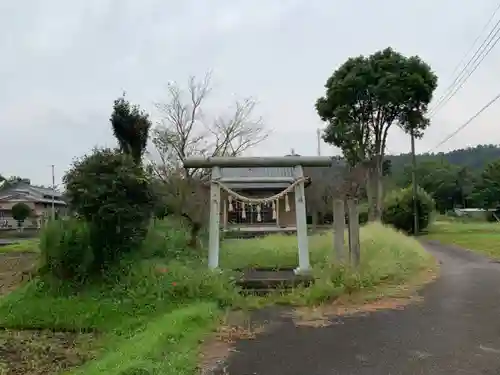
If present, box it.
[0,179,67,229]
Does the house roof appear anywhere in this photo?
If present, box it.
[0,181,66,205]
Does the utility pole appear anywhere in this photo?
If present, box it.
[51,164,55,221]
[410,130,419,235]
[316,128,321,156]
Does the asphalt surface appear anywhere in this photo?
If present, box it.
[222,241,500,374]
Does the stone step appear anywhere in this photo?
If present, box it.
[236,268,314,292]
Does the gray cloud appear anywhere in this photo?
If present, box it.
[2,0,500,185]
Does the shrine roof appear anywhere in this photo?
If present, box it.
[219,167,295,179]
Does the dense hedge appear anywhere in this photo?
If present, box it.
[382,185,435,234]
[41,148,154,279]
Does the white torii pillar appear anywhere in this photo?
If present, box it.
[293,165,310,274]
[183,156,335,271]
[208,166,221,269]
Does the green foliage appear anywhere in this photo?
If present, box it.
[389,144,500,173]
[141,218,192,260]
[316,47,438,165]
[11,202,32,223]
[38,218,94,282]
[382,185,435,234]
[63,148,154,272]
[395,160,476,212]
[111,96,151,164]
[386,145,500,212]
[471,159,500,209]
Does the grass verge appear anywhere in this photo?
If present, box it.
[0,239,39,253]
[222,222,436,306]
[68,302,220,375]
[425,220,500,258]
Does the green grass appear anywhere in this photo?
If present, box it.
[0,218,236,375]
[67,302,220,375]
[222,222,435,305]
[0,219,436,374]
[425,220,500,258]
[0,239,39,253]
[0,259,236,333]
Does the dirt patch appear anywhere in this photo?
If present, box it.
[198,311,269,375]
[0,329,98,375]
[0,253,38,296]
[289,295,423,327]
[0,253,99,375]
[289,263,439,328]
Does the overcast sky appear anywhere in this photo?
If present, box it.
[2,0,500,186]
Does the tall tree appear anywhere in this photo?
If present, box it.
[471,159,500,209]
[316,47,438,221]
[150,73,268,247]
[110,95,152,164]
[395,159,477,212]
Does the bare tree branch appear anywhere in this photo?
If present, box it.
[147,73,269,246]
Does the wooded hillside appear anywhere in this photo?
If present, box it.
[389,144,500,172]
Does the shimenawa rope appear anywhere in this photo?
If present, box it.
[213,177,307,204]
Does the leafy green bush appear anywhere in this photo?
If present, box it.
[382,185,435,234]
[63,148,154,271]
[358,203,369,225]
[11,202,32,228]
[39,218,94,282]
[141,218,192,260]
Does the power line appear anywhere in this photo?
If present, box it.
[446,2,500,82]
[429,3,500,114]
[429,3,500,117]
[428,91,500,153]
[430,25,500,117]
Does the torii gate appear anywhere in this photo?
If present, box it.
[183,156,334,275]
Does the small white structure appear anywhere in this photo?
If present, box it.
[183,156,335,274]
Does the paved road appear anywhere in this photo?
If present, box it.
[223,241,500,374]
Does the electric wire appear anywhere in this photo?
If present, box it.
[428,91,500,152]
[429,3,500,117]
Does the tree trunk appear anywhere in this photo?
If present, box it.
[311,209,318,230]
[188,223,201,249]
[346,198,360,267]
[365,170,375,221]
[366,156,384,222]
[375,161,383,220]
[182,213,202,249]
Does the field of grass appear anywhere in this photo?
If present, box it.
[0,219,235,375]
[221,222,436,305]
[0,238,39,253]
[0,219,436,374]
[425,220,500,258]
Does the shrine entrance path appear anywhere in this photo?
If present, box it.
[221,241,500,375]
